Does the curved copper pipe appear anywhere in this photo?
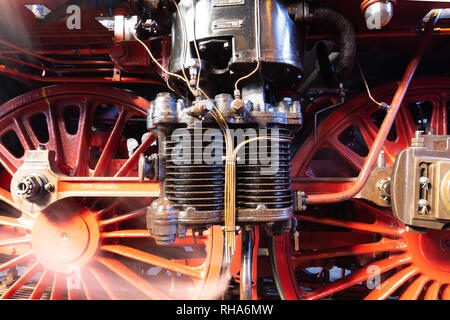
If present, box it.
[305,9,442,205]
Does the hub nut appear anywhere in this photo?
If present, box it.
[16,174,49,201]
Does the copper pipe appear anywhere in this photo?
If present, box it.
[305,9,442,205]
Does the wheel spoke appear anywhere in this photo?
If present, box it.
[50,272,65,300]
[293,239,407,267]
[304,254,411,300]
[0,186,37,219]
[87,265,126,300]
[95,256,170,300]
[0,143,20,175]
[46,103,66,166]
[73,100,93,176]
[101,244,204,279]
[356,117,376,147]
[424,281,441,300]
[101,229,152,238]
[115,132,157,177]
[0,261,41,299]
[94,198,124,218]
[0,236,31,247]
[93,108,128,177]
[327,139,364,171]
[442,285,450,300]
[396,104,416,139]
[399,274,429,300]
[430,97,447,135]
[99,208,146,227]
[0,250,34,273]
[298,214,402,237]
[352,199,401,229]
[79,270,98,300]
[29,268,51,300]
[364,265,418,300]
[13,117,34,150]
[0,215,32,230]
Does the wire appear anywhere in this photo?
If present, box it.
[233,136,291,160]
[233,0,261,94]
[134,30,190,86]
[357,59,388,109]
[191,0,202,92]
[198,87,236,263]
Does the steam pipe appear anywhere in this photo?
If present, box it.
[307,7,356,83]
[305,9,442,205]
[289,4,356,84]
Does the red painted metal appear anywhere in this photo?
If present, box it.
[274,79,450,300]
[0,85,224,299]
[305,10,442,205]
[0,66,165,85]
[0,39,112,65]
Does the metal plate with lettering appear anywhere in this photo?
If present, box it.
[212,19,244,30]
[212,0,245,7]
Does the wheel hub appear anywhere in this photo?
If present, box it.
[407,229,450,274]
[31,208,99,273]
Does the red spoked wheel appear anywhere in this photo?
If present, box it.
[0,85,224,299]
[272,78,450,300]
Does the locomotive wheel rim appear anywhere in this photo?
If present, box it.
[273,78,450,300]
[0,85,224,300]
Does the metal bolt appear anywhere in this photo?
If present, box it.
[411,130,425,147]
[419,176,430,189]
[418,199,429,215]
[44,183,55,192]
[376,150,386,168]
[60,232,68,242]
[376,177,391,200]
[16,174,49,201]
